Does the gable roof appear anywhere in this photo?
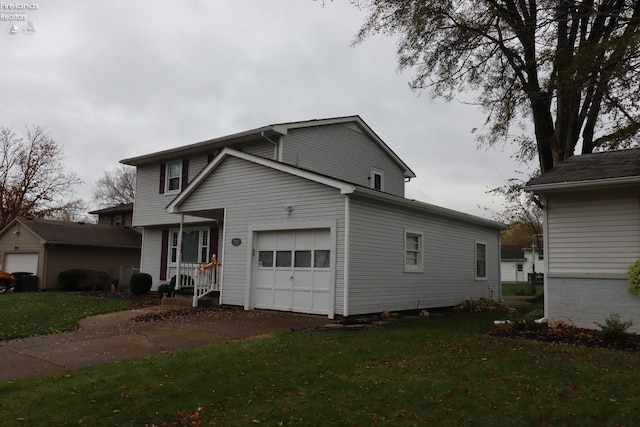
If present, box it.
[88,203,134,215]
[501,246,525,260]
[525,148,640,191]
[167,148,356,213]
[1,217,141,248]
[120,115,416,179]
[168,148,506,231]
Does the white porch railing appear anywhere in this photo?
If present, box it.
[178,260,221,307]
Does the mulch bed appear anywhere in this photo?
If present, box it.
[488,323,640,351]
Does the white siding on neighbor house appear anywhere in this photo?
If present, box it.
[546,190,640,276]
[140,228,163,288]
[132,141,274,228]
[546,276,640,333]
[281,125,407,197]
[176,156,347,313]
[347,197,501,315]
[501,250,544,282]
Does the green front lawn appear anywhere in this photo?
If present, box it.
[0,292,132,340]
[2,309,639,426]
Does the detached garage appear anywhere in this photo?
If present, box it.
[0,217,141,290]
[4,253,39,275]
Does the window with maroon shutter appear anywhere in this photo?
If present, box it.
[160,230,169,280]
[159,164,166,194]
[181,159,189,190]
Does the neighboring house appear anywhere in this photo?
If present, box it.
[525,148,640,332]
[121,115,505,318]
[501,246,544,282]
[0,217,142,290]
[89,203,134,227]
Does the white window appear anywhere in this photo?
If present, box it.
[167,161,182,192]
[114,214,123,227]
[404,230,423,273]
[475,242,487,280]
[170,229,209,264]
[370,167,384,191]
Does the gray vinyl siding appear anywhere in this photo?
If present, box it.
[132,141,274,228]
[281,125,406,197]
[177,156,346,312]
[140,228,164,289]
[546,276,640,333]
[242,141,277,159]
[546,190,640,276]
[348,197,500,315]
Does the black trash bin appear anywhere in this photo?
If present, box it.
[13,272,38,292]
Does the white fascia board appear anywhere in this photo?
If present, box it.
[353,187,507,231]
[167,148,355,213]
[524,176,640,193]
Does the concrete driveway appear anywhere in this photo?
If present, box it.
[0,306,331,381]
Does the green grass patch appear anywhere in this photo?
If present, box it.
[0,292,132,340]
[2,311,639,426]
[502,282,544,300]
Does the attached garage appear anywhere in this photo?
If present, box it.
[254,229,332,315]
[4,253,38,275]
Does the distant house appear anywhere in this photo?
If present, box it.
[89,203,134,227]
[121,115,505,317]
[0,216,141,290]
[525,148,640,332]
[501,246,544,282]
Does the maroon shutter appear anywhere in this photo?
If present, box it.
[160,229,169,280]
[159,164,166,194]
[181,159,189,190]
[209,227,219,260]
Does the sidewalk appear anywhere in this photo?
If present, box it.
[0,305,331,381]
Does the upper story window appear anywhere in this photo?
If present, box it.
[404,230,424,273]
[370,167,385,191]
[160,159,189,194]
[167,161,182,192]
[476,242,487,280]
[114,214,123,227]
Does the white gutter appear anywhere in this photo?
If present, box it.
[525,176,640,192]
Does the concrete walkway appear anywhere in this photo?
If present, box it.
[0,306,331,381]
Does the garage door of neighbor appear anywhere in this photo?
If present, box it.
[5,253,38,275]
[254,229,331,315]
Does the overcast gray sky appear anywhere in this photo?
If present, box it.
[2,0,528,218]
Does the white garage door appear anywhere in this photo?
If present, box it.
[254,229,331,315]
[5,253,38,274]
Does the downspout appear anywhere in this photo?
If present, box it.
[261,132,280,161]
[343,195,350,317]
[176,214,184,290]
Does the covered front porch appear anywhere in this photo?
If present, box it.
[172,208,225,307]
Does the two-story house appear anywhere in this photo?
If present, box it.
[121,116,505,318]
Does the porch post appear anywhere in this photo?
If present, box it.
[176,214,184,290]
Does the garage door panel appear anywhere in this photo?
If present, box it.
[293,292,312,311]
[312,293,329,311]
[5,253,38,275]
[254,228,331,315]
[312,270,330,290]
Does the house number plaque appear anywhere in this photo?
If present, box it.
[231,238,242,247]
